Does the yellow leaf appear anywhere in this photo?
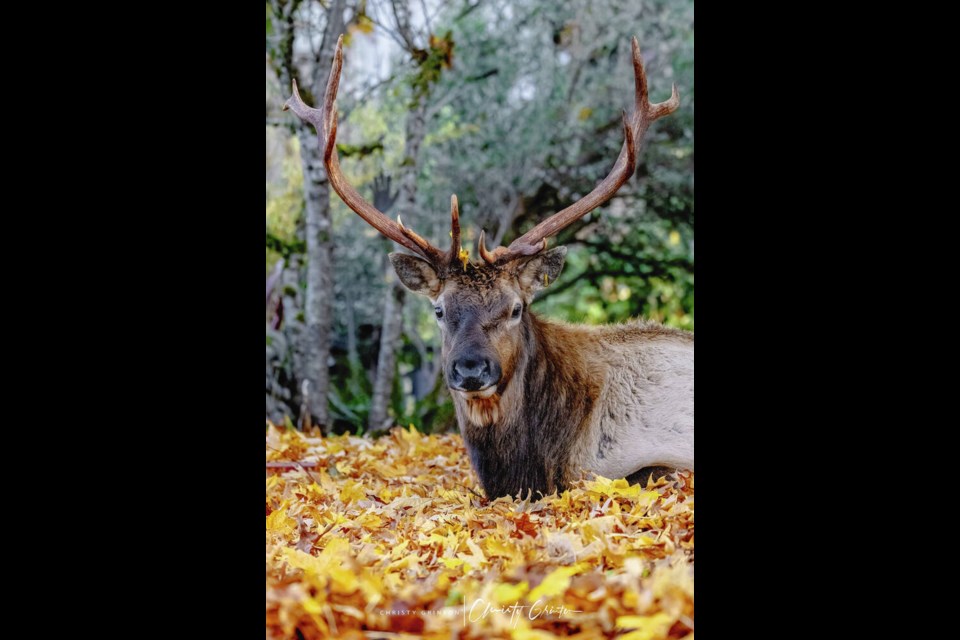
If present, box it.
[438,557,465,569]
[485,537,522,560]
[636,490,661,505]
[386,553,416,571]
[466,538,485,559]
[301,596,324,615]
[457,538,487,569]
[266,504,296,536]
[511,629,557,640]
[493,580,529,604]
[322,439,345,455]
[526,563,588,602]
[359,574,383,606]
[581,515,619,542]
[282,539,360,596]
[390,539,410,560]
[355,14,374,34]
[585,476,660,502]
[616,613,674,640]
[426,532,449,547]
[318,536,349,556]
[266,424,284,451]
[669,230,681,246]
[384,571,403,590]
[281,538,354,591]
[317,469,339,494]
[329,566,359,594]
[438,488,467,503]
[340,479,366,504]
[399,423,423,447]
[321,511,348,527]
[631,535,657,547]
[356,512,383,529]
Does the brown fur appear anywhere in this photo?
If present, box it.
[464,393,503,425]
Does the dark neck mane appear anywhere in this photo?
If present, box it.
[455,313,598,498]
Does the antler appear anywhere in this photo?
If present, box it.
[284,35,462,268]
[481,36,680,265]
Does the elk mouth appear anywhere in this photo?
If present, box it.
[455,385,498,399]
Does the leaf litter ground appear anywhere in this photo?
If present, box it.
[266,424,693,639]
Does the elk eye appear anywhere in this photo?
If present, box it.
[435,306,443,320]
[512,303,522,319]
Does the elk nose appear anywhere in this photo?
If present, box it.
[452,357,493,390]
[455,358,489,379]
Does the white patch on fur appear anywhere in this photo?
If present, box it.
[578,334,694,479]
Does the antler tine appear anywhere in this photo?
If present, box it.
[488,36,680,265]
[284,35,447,264]
[449,195,461,260]
[478,230,495,264]
[479,231,543,265]
[401,194,464,267]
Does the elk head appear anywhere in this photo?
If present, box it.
[284,35,679,406]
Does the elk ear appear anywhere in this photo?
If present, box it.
[389,253,442,298]
[516,246,567,297]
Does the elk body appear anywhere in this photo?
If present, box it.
[285,35,693,498]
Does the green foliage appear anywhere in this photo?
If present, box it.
[336,140,385,158]
[265,132,304,273]
[327,359,374,433]
[409,31,456,104]
[266,232,306,259]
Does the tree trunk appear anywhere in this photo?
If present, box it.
[345,296,359,369]
[367,98,428,431]
[298,11,346,430]
[368,275,405,431]
[269,0,346,431]
[296,128,334,430]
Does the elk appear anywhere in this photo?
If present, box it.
[285,35,692,498]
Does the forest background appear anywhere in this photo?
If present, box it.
[265,0,694,435]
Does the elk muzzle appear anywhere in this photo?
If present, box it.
[448,354,501,393]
